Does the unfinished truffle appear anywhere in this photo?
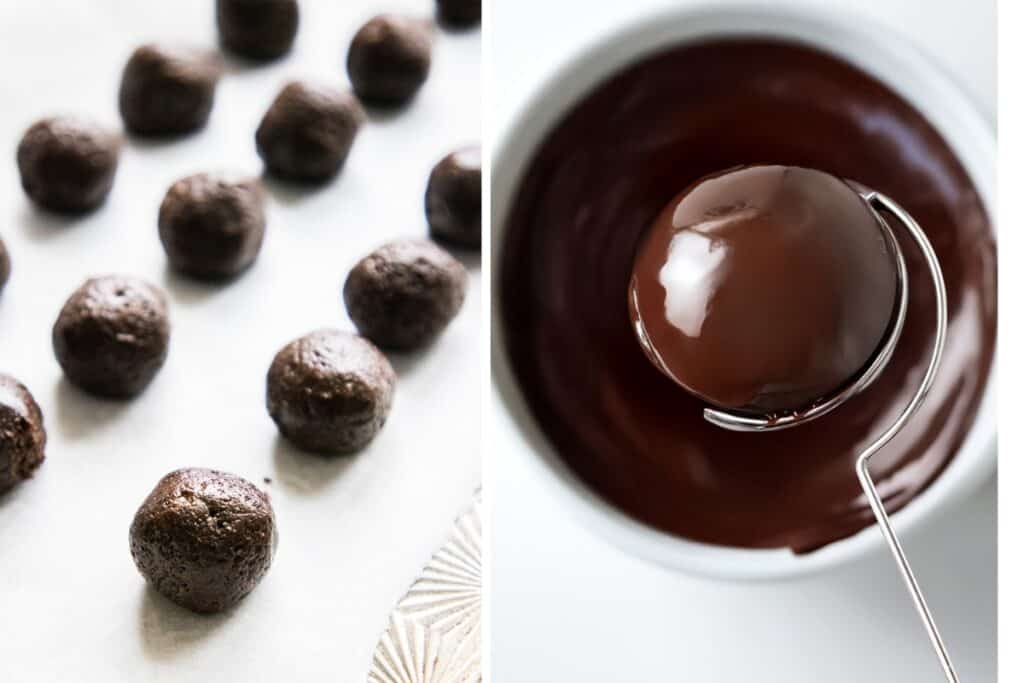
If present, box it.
[346,15,432,106]
[16,117,120,214]
[129,468,277,613]
[0,237,9,293]
[118,44,222,136]
[426,146,481,248]
[159,172,266,280]
[437,0,481,27]
[344,239,467,350]
[53,276,171,399]
[266,329,396,454]
[256,81,365,182]
[0,375,46,494]
[216,0,299,60]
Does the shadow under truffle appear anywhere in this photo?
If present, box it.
[271,435,359,495]
[137,586,233,661]
[54,376,132,440]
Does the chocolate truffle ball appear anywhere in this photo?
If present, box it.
[266,329,396,454]
[628,165,900,415]
[344,239,468,350]
[159,172,266,280]
[53,276,171,399]
[426,146,481,248]
[129,468,277,614]
[0,237,9,293]
[216,0,299,60]
[118,44,222,137]
[346,15,432,106]
[16,117,121,214]
[0,375,46,495]
[437,0,481,27]
[256,81,365,182]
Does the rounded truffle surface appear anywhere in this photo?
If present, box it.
[118,44,222,136]
[129,468,277,614]
[159,172,266,280]
[426,146,481,248]
[256,81,365,182]
[53,276,171,399]
[0,237,10,292]
[629,165,900,415]
[344,239,468,350]
[266,329,396,454]
[0,375,46,495]
[437,0,481,27]
[216,0,299,60]
[16,117,120,214]
[346,15,432,106]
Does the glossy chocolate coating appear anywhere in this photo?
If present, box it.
[118,44,222,137]
[266,329,396,454]
[0,237,9,292]
[53,276,171,399]
[256,81,365,182]
[629,165,899,415]
[0,375,46,494]
[346,15,432,106]
[426,146,482,249]
[158,172,266,280]
[344,239,468,350]
[216,0,299,61]
[17,117,120,214]
[499,40,996,552]
[437,0,481,27]
[129,468,277,614]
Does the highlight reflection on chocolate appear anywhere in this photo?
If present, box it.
[629,165,900,416]
[500,40,996,552]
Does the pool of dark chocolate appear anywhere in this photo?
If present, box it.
[499,39,996,552]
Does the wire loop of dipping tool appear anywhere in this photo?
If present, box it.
[704,191,958,682]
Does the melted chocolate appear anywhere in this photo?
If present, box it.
[629,165,900,415]
[499,40,996,552]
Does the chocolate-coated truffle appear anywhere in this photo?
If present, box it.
[0,237,9,293]
[256,81,365,182]
[16,117,120,214]
[53,276,171,399]
[159,172,266,280]
[129,468,277,614]
[266,329,396,454]
[216,0,299,60]
[0,375,46,495]
[437,0,481,27]
[346,15,432,106]
[426,146,481,248]
[118,45,222,137]
[629,165,899,415]
[344,239,467,350]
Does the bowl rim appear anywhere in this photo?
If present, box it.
[490,1,997,580]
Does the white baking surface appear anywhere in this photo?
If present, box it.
[491,0,996,681]
[0,1,480,681]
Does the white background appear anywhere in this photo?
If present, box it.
[491,1,997,681]
[0,1,480,681]
[999,0,1022,679]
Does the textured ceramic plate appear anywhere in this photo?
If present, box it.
[369,497,481,683]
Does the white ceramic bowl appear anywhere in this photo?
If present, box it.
[491,3,996,580]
